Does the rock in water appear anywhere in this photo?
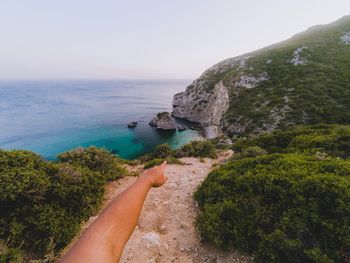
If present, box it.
[149,112,176,130]
[127,121,138,128]
[176,124,187,131]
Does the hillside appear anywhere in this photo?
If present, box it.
[172,16,350,138]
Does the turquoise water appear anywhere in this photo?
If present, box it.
[0,80,199,159]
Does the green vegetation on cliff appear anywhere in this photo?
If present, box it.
[195,125,350,262]
[176,16,350,136]
[233,124,350,158]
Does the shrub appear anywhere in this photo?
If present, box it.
[0,149,111,260]
[175,140,217,158]
[195,153,350,262]
[58,146,126,181]
[151,144,174,159]
[232,124,350,158]
[234,146,267,159]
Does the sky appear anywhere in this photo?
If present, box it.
[0,0,349,80]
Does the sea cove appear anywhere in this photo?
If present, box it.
[0,79,200,159]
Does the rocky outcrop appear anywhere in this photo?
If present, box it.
[172,81,229,138]
[149,112,176,130]
[341,32,350,44]
[128,121,138,128]
[290,46,308,65]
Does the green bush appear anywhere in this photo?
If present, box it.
[233,146,267,159]
[151,144,174,159]
[0,147,126,261]
[195,153,350,262]
[175,140,217,158]
[58,146,126,181]
[232,124,350,158]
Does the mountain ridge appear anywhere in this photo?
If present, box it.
[172,15,350,138]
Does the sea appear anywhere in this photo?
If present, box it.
[0,79,200,160]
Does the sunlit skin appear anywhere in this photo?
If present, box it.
[61,161,168,263]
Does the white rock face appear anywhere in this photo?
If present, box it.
[172,81,229,138]
[235,73,269,89]
[341,32,350,44]
[291,46,308,65]
[239,56,251,69]
[202,125,221,139]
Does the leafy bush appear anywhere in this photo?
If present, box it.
[233,146,267,159]
[151,144,174,159]
[0,147,126,261]
[175,140,217,158]
[232,124,350,158]
[195,153,350,262]
[58,146,126,181]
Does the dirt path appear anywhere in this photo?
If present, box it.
[95,151,250,263]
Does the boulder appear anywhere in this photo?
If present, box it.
[127,121,138,128]
[149,112,176,130]
[221,138,233,145]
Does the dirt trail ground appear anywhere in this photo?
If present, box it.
[83,151,251,263]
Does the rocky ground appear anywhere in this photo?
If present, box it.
[96,151,251,263]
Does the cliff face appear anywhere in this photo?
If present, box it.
[172,15,350,138]
[172,81,229,138]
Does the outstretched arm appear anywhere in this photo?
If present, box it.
[61,161,168,263]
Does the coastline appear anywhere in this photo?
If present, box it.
[0,79,201,160]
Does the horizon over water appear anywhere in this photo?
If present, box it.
[0,79,200,160]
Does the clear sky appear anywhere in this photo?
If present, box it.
[0,0,349,80]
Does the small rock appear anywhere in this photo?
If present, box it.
[220,138,232,145]
[142,232,161,248]
[176,124,187,131]
[158,224,167,234]
[127,121,137,128]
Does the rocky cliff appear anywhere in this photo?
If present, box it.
[172,81,229,138]
[172,15,350,138]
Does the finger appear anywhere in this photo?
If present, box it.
[160,161,167,169]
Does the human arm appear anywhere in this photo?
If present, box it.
[61,161,168,263]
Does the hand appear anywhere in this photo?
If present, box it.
[141,161,168,188]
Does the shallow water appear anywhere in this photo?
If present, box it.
[0,79,199,159]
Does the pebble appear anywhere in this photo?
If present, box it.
[141,232,161,248]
